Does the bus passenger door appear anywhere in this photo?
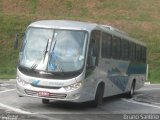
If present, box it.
[85,30,101,98]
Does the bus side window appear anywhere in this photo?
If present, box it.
[142,47,147,63]
[102,33,112,58]
[121,39,129,60]
[87,39,96,68]
[136,44,141,62]
[87,30,100,68]
[129,42,136,61]
[112,36,121,59]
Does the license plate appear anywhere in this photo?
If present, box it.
[37,91,50,97]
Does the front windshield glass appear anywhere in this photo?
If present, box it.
[19,27,87,72]
[19,28,53,69]
[48,30,86,72]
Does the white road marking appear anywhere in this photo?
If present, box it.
[0,89,16,93]
[0,89,32,114]
[0,102,56,120]
[35,112,111,114]
[0,102,32,114]
[138,88,160,91]
[122,98,160,109]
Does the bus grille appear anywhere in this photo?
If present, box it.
[24,89,67,99]
[30,84,61,89]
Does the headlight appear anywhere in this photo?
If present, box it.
[17,76,29,86]
[64,82,82,91]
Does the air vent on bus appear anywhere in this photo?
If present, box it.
[30,84,61,89]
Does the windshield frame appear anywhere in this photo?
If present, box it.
[18,26,89,75]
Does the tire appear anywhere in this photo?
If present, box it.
[126,81,135,98]
[42,99,50,104]
[91,85,104,107]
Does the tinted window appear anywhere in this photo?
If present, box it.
[142,47,147,63]
[88,30,100,66]
[101,33,112,58]
[129,42,136,61]
[142,46,147,63]
[136,45,141,62]
[121,40,129,60]
[112,36,121,59]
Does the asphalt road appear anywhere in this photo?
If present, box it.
[0,81,160,120]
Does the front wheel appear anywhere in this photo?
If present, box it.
[91,85,104,107]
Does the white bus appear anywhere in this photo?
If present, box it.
[16,20,147,107]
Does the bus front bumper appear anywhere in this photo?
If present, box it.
[16,81,85,103]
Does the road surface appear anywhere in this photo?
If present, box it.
[0,81,160,120]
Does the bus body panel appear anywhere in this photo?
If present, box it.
[17,68,98,102]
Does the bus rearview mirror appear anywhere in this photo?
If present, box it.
[14,33,18,49]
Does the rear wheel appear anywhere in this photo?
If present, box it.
[126,81,135,98]
[42,99,50,104]
[91,84,104,107]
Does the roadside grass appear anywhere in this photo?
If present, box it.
[0,0,160,83]
[149,67,160,84]
[0,67,16,79]
[0,14,32,79]
[0,0,2,12]
[28,0,38,14]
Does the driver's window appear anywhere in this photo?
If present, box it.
[87,30,100,68]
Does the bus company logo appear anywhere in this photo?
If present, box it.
[48,81,63,86]
[32,80,40,85]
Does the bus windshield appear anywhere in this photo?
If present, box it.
[19,27,87,72]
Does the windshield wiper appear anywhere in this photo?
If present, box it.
[31,63,38,70]
[43,39,50,63]
[50,38,64,72]
[29,38,50,72]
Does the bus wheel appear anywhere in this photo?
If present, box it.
[91,84,104,107]
[42,99,50,104]
[126,81,135,98]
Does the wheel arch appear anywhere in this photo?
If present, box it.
[94,81,105,97]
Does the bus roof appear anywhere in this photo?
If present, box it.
[29,20,98,31]
[29,20,146,47]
